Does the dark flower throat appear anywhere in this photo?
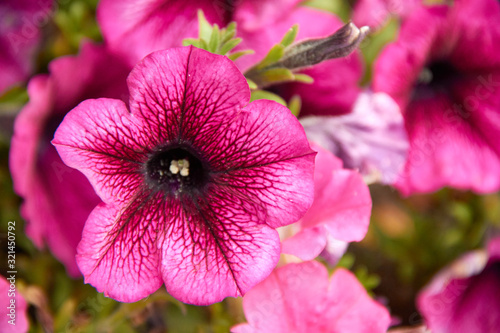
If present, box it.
[145,146,208,195]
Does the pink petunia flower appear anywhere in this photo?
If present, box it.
[96,0,363,116]
[52,46,315,305]
[417,237,500,333]
[232,261,391,333]
[9,41,130,277]
[97,0,226,67]
[280,143,372,262]
[300,91,409,185]
[0,0,52,94]
[352,0,421,29]
[373,0,500,194]
[0,276,29,333]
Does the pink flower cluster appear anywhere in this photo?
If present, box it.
[6,0,500,331]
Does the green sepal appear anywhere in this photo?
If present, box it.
[228,49,254,61]
[256,44,285,70]
[219,38,242,55]
[183,10,254,60]
[260,67,295,83]
[250,90,287,106]
[287,95,302,117]
[246,78,258,90]
[197,10,212,42]
[221,22,236,43]
[293,73,314,84]
[208,24,220,53]
[280,25,299,48]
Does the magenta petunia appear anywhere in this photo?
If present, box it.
[0,276,29,333]
[280,142,372,262]
[52,46,315,305]
[373,0,500,195]
[232,261,391,333]
[0,0,52,94]
[417,237,500,333]
[9,41,130,277]
[96,0,363,116]
[352,0,420,29]
[97,0,226,67]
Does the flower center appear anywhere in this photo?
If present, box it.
[145,146,208,195]
[414,61,462,100]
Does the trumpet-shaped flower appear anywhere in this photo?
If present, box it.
[0,0,52,93]
[418,237,500,333]
[9,41,130,276]
[373,0,500,194]
[52,46,315,305]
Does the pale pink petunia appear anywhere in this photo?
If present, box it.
[52,46,315,305]
[281,143,372,262]
[373,0,500,195]
[300,91,409,185]
[417,237,500,333]
[0,0,52,94]
[9,41,130,277]
[0,276,29,333]
[232,261,391,333]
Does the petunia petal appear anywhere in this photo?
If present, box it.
[447,0,500,72]
[97,0,225,66]
[373,5,447,109]
[395,94,500,195]
[301,92,408,184]
[0,276,29,333]
[234,261,329,332]
[299,144,372,242]
[53,98,150,204]
[77,199,163,302]
[417,243,500,333]
[127,46,251,146]
[211,99,315,228]
[159,187,281,305]
[281,225,328,261]
[321,268,391,333]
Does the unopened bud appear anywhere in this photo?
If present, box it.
[275,22,369,70]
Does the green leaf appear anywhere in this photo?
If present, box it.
[293,73,314,84]
[219,38,242,55]
[228,49,254,61]
[182,38,201,47]
[198,10,212,42]
[221,22,236,43]
[257,44,285,69]
[280,24,299,47]
[250,90,287,106]
[208,24,220,53]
